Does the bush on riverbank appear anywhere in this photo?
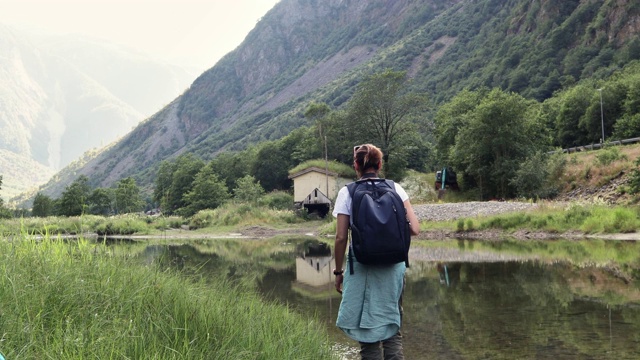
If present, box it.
[0,235,336,359]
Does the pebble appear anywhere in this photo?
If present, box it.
[412,201,538,222]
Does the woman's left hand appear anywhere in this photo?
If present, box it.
[335,274,343,294]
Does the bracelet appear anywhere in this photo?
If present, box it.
[333,269,344,275]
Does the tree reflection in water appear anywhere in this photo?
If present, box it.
[122,238,640,360]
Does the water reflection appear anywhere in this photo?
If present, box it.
[115,238,640,359]
[295,241,336,289]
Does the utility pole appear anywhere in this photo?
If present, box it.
[597,88,605,144]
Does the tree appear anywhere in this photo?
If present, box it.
[449,89,541,199]
[210,151,253,191]
[32,192,54,217]
[251,141,294,192]
[346,70,429,178]
[579,81,626,143]
[57,176,91,216]
[434,88,487,162]
[89,188,114,215]
[115,178,144,214]
[180,164,230,217]
[0,175,11,219]
[153,154,205,214]
[552,81,594,147]
[233,175,265,203]
[153,160,176,211]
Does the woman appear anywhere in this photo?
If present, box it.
[333,143,420,360]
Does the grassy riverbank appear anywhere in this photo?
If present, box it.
[0,202,305,237]
[416,201,640,238]
[0,235,336,359]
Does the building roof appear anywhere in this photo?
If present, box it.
[288,166,339,180]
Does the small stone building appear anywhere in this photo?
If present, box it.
[288,165,352,217]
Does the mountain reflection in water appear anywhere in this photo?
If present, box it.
[121,238,640,360]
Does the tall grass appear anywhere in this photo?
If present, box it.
[475,203,640,234]
[189,203,303,229]
[0,235,336,359]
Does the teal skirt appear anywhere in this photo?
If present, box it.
[336,256,405,343]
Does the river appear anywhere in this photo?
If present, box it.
[113,236,640,359]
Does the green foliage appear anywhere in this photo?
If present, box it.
[233,175,265,203]
[95,216,149,235]
[180,164,230,217]
[613,113,640,139]
[257,191,294,210]
[511,152,566,199]
[0,207,10,220]
[152,159,176,210]
[447,89,543,198]
[152,154,206,215]
[88,187,113,216]
[595,146,627,166]
[210,151,253,191]
[346,70,430,179]
[580,206,640,233]
[115,177,144,214]
[0,175,10,219]
[56,175,91,217]
[252,140,295,192]
[188,202,302,229]
[434,88,488,163]
[32,192,54,217]
[628,157,640,195]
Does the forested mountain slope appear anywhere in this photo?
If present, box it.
[25,0,640,201]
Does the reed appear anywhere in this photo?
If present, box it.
[0,234,336,359]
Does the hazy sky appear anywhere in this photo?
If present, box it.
[0,0,280,72]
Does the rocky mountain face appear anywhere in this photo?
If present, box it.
[0,24,195,200]
[13,0,640,203]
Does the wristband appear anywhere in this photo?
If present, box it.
[333,269,344,275]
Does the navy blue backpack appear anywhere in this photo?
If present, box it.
[346,175,411,274]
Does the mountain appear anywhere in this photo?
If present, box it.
[0,24,196,200]
[17,0,640,203]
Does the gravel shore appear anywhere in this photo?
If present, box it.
[412,201,538,222]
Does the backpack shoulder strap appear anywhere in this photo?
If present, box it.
[383,179,395,190]
[346,182,358,198]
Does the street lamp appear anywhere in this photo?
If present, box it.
[597,88,605,143]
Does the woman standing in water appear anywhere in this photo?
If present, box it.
[332,143,420,360]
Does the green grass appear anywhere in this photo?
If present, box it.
[189,203,303,229]
[460,203,640,234]
[0,235,337,359]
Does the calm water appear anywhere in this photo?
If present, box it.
[115,237,640,359]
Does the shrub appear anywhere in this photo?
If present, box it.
[466,219,475,231]
[595,147,627,166]
[95,217,148,235]
[189,203,303,229]
[511,151,566,199]
[258,191,294,210]
[628,157,640,194]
